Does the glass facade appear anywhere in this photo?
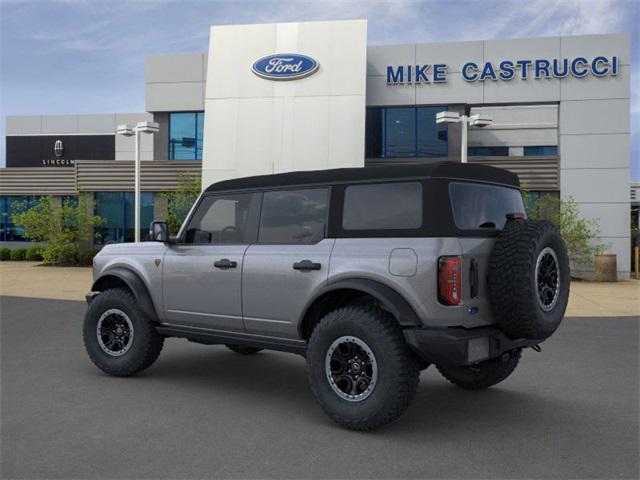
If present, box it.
[0,196,39,242]
[169,112,204,160]
[95,192,155,243]
[365,106,448,159]
[468,146,510,156]
[524,146,558,156]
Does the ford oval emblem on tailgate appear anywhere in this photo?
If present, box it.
[252,53,319,80]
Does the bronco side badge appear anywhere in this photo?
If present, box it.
[154,259,161,267]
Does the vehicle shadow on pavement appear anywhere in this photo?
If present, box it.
[113,341,578,434]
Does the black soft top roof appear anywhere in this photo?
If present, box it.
[204,161,519,193]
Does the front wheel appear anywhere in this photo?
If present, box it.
[306,305,419,431]
[83,288,164,377]
[436,349,521,390]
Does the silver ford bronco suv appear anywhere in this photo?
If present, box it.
[83,162,569,431]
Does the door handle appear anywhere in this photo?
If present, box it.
[293,260,321,271]
[214,258,237,269]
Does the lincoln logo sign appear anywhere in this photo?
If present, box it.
[252,53,319,80]
[54,139,64,158]
[386,55,620,84]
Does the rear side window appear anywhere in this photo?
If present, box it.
[342,182,422,230]
[259,188,328,244]
[449,182,525,230]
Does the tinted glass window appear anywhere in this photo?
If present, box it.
[524,145,558,156]
[95,192,154,243]
[365,108,383,158]
[259,189,328,244]
[416,107,448,158]
[343,182,422,230]
[169,112,204,160]
[468,146,509,156]
[185,193,255,244]
[385,108,415,157]
[449,182,525,230]
[365,106,448,159]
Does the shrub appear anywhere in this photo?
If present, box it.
[11,196,104,265]
[78,248,100,266]
[160,172,201,235]
[25,246,44,261]
[523,192,606,272]
[0,247,11,261]
[10,248,27,261]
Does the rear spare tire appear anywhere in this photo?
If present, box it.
[488,219,569,340]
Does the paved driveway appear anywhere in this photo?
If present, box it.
[1,296,638,479]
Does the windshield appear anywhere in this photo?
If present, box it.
[449,182,525,230]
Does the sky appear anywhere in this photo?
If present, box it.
[1,0,638,179]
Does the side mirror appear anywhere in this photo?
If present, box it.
[149,221,170,243]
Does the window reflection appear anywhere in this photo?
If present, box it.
[365,106,448,159]
[169,112,204,160]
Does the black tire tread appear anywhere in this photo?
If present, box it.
[83,288,164,377]
[307,305,419,431]
[488,219,567,340]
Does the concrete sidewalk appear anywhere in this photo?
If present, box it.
[0,261,638,317]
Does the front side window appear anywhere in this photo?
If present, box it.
[258,189,328,244]
[169,112,204,160]
[184,193,256,244]
[343,182,422,230]
[449,182,525,230]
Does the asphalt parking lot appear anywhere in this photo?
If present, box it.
[1,296,638,479]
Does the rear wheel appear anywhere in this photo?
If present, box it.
[225,344,263,355]
[307,305,419,431]
[436,349,521,390]
[83,288,164,377]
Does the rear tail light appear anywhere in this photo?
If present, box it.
[438,256,461,305]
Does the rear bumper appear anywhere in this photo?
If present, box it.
[404,325,539,367]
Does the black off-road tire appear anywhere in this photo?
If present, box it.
[488,219,570,340]
[83,288,164,377]
[437,349,522,390]
[225,344,263,355]
[307,305,419,431]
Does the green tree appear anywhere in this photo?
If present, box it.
[11,196,104,265]
[523,191,606,271]
[161,173,201,235]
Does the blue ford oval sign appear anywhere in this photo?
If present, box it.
[252,53,319,80]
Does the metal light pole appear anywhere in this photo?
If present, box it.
[436,111,493,163]
[116,121,159,242]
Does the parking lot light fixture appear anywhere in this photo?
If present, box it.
[436,111,493,163]
[116,122,159,242]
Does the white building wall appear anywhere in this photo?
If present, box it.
[201,20,367,186]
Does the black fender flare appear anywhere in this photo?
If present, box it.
[91,267,159,321]
[299,278,422,333]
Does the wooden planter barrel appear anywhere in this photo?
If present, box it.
[594,254,617,282]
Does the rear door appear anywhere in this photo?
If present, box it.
[242,187,333,339]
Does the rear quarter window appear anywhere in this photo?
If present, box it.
[449,182,525,230]
[342,182,422,230]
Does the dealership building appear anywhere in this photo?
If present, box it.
[0,20,633,276]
